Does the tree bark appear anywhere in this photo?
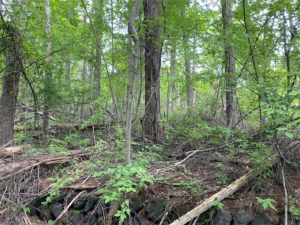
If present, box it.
[43,0,51,136]
[170,167,272,225]
[181,10,192,107]
[0,50,21,148]
[80,16,87,121]
[143,0,164,141]
[93,0,102,96]
[222,0,238,127]
[124,0,141,166]
[0,19,21,148]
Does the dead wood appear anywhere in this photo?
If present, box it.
[170,166,274,225]
[0,144,31,158]
[0,145,112,180]
[53,190,86,225]
[14,121,120,132]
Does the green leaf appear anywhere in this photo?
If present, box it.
[285,132,293,139]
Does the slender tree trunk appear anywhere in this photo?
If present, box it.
[124,0,141,166]
[143,0,164,141]
[80,16,87,120]
[93,0,102,96]
[43,0,51,136]
[181,10,192,107]
[222,0,238,127]
[169,44,176,113]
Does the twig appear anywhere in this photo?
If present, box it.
[52,191,86,225]
[177,143,235,166]
[0,140,13,150]
[279,160,288,225]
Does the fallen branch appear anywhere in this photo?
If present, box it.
[170,166,272,225]
[0,144,113,180]
[53,190,86,225]
[0,144,31,158]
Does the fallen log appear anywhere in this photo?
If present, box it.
[0,145,112,180]
[14,121,120,132]
[169,167,270,225]
[0,144,31,158]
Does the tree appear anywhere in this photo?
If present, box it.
[181,9,192,107]
[124,0,142,166]
[143,0,164,141]
[222,0,238,127]
[0,21,21,148]
[42,0,52,136]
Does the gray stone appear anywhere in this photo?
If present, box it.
[129,197,143,214]
[210,210,232,225]
[196,209,213,224]
[50,202,63,218]
[97,217,104,225]
[37,204,54,221]
[84,196,97,213]
[55,190,68,202]
[170,203,188,220]
[145,197,166,222]
[83,211,97,224]
[250,213,279,225]
[234,210,252,225]
[67,209,83,225]
[72,193,88,210]
[95,199,106,217]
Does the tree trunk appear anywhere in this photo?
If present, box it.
[80,16,87,121]
[0,48,21,148]
[181,10,192,107]
[167,44,176,116]
[143,0,164,142]
[222,0,238,127]
[124,0,142,166]
[93,0,102,96]
[43,0,51,136]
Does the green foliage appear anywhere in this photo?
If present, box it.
[173,179,201,200]
[94,158,153,203]
[93,158,154,220]
[45,164,80,204]
[289,196,300,220]
[256,197,277,211]
[212,200,224,210]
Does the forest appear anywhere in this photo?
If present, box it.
[0,0,300,224]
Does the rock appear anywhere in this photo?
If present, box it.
[234,210,252,225]
[67,209,83,225]
[84,196,97,213]
[250,213,279,225]
[97,217,104,225]
[34,195,48,208]
[55,190,68,202]
[169,203,188,221]
[135,214,148,225]
[67,192,76,205]
[95,199,107,217]
[27,205,37,216]
[129,197,143,214]
[210,210,232,225]
[145,197,166,222]
[72,193,88,210]
[50,202,64,218]
[196,209,213,224]
[37,204,54,221]
[83,211,98,224]
[123,214,147,225]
